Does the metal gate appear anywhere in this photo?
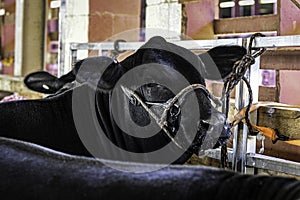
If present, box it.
[69,35,300,176]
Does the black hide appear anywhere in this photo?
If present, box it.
[0,137,300,200]
[0,88,90,156]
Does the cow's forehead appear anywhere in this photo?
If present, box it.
[81,56,114,69]
[139,36,204,74]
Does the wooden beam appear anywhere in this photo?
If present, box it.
[257,106,300,140]
[261,50,300,70]
[214,14,279,34]
[209,82,279,102]
[227,102,300,162]
[0,75,43,98]
[259,86,278,102]
[256,138,300,163]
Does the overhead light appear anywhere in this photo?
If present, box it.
[0,9,5,16]
[220,1,235,8]
[239,0,255,6]
[50,0,61,8]
[260,0,276,4]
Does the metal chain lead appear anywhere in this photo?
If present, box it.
[220,33,266,168]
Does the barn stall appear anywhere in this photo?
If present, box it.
[69,32,300,176]
[0,0,300,199]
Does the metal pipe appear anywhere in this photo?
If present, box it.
[69,35,300,53]
[70,49,77,67]
[232,83,249,173]
[232,38,249,173]
[58,0,66,77]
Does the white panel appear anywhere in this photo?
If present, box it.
[59,0,89,76]
[146,1,181,40]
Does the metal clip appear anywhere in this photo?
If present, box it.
[257,132,265,154]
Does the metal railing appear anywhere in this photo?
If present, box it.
[69,35,300,176]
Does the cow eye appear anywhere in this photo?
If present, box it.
[42,84,50,90]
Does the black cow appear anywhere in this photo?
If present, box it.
[0,36,246,164]
[1,36,300,200]
[0,137,299,200]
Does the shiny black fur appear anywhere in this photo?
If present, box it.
[0,137,299,200]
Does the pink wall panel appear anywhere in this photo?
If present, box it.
[185,0,215,39]
[279,0,300,35]
[89,0,141,42]
[279,70,300,105]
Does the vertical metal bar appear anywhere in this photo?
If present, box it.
[14,0,25,76]
[245,55,260,174]
[233,84,248,173]
[98,45,103,57]
[232,37,261,174]
[71,49,78,67]
[249,56,260,107]
[246,135,257,174]
[232,38,248,173]
[58,0,66,77]
[275,70,280,102]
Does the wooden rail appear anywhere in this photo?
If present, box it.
[261,50,300,70]
[214,15,279,35]
[0,75,43,99]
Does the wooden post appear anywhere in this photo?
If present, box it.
[233,0,240,17]
[59,0,89,75]
[14,0,46,77]
[146,0,181,40]
[254,0,260,15]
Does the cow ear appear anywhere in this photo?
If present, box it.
[198,46,247,80]
[24,71,65,94]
